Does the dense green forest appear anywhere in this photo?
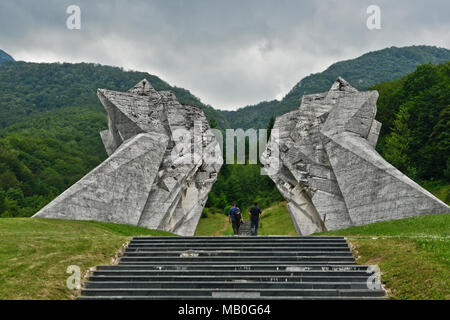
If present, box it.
[222,45,450,129]
[0,61,229,129]
[0,106,108,217]
[373,62,450,188]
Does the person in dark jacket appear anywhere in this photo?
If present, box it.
[228,203,242,235]
[249,202,262,236]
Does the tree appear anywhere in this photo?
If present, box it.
[374,61,449,183]
[383,104,415,176]
[267,116,275,140]
[6,187,25,207]
[0,190,6,213]
[209,118,218,129]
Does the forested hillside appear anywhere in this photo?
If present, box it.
[0,50,14,63]
[222,46,450,129]
[0,59,230,217]
[0,106,108,217]
[0,61,229,129]
[373,62,450,190]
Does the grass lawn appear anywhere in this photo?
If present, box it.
[195,209,234,236]
[0,218,174,300]
[258,202,297,236]
[421,181,450,204]
[316,214,450,300]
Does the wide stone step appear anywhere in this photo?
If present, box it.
[117,261,357,266]
[96,264,370,271]
[85,281,370,290]
[81,288,385,297]
[128,242,348,248]
[78,295,386,300]
[132,236,345,240]
[127,244,350,249]
[129,239,347,245]
[88,275,371,282]
[92,270,370,277]
[122,251,354,257]
[119,256,356,263]
[130,237,346,242]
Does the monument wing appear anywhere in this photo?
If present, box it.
[261,77,449,235]
[33,80,223,236]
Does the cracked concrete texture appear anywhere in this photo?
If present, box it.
[33,79,223,236]
[261,77,449,235]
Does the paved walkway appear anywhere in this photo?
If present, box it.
[238,220,252,236]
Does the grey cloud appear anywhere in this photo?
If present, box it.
[0,0,449,110]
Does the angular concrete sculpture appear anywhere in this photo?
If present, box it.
[33,80,223,236]
[261,77,449,235]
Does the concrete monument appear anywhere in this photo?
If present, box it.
[261,77,449,235]
[33,80,223,236]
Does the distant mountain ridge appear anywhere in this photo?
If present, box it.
[2,46,448,131]
[0,61,229,129]
[0,49,14,63]
[222,45,450,129]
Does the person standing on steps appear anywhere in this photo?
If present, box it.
[249,202,262,236]
[228,203,242,235]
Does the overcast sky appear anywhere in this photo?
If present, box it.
[0,0,449,110]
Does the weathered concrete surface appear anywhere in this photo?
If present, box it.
[33,79,223,236]
[261,77,449,235]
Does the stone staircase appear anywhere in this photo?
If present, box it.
[238,220,252,236]
[78,236,386,300]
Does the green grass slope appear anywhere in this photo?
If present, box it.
[316,214,450,300]
[195,209,234,236]
[0,218,174,300]
[257,202,297,236]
